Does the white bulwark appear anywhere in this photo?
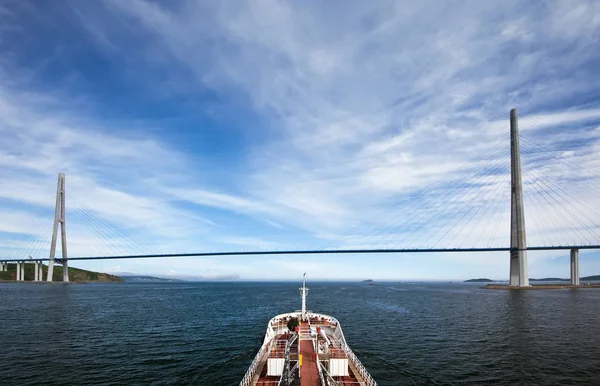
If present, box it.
[329,358,349,377]
[266,358,285,376]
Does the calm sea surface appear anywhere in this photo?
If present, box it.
[1,281,600,385]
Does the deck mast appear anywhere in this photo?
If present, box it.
[300,273,308,320]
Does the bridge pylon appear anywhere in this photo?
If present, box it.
[47,173,69,282]
[509,109,529,286]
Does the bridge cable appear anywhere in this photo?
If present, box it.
[486,185,511,248]
[402,157,511,249]
[523,170,581,246]
[524,168,599,245]
[418,158,512,249]
[321,141,511,250]
[444,169,511,249]
[520,135,600,244]
[350,154,510,250]
[1,214,54,260]
[67,195,154,256]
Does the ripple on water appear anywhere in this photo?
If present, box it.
[1,282,600,385]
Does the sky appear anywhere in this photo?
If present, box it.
[1,0,600,281]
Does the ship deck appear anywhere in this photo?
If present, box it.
[299,339,319,384]
[252,323,366,385]
[299,324,319,385]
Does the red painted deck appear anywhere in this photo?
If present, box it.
[300,340,319,385]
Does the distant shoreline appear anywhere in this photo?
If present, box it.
[485,283,600,290]
[0,280,118,284]
[467,274,600,283]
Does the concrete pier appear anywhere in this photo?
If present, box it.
[34,261,39,281]
[38,261,43,282]
[570,248,580,286]
[509,108,529,287]
[20,261,25,281]
[16,262,21,281]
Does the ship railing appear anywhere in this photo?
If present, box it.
[239,340,271,386]
[278,362,299,386]
[316,350,328,386]
[330,324,346,345]
[269,339,290,358]
[318,350,375,386]
[318,362,344,386]
[342,343,377,386]
[278,332,298,386]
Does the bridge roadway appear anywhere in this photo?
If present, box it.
[2,245,600,262]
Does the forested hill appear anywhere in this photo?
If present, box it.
[0,264,123,282]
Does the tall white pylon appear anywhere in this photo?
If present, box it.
[509,109,529,287]
[47,173,68,282]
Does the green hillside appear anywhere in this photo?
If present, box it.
[0,263,123,282]
[582,275,600,281]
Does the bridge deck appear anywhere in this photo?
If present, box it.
[5,245,600,263]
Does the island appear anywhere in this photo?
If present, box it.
[361,279,373,283]
[464,278,494,283]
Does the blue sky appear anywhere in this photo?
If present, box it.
[2,0,600,280]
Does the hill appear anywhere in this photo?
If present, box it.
[0,263,123,283]
[529,276,600,281]
[582,275,600,281]
[464,278,494,282]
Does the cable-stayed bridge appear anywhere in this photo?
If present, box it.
[2,109,600,287]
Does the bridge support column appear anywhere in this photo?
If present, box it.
[20,261,25,281]
[16,262,20,281]
[38,261,43,282]
[570,249,580,286]
[0,262,5,271]
[509,108,529,287]
[48,173,68,282]
[34,261,39,281]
